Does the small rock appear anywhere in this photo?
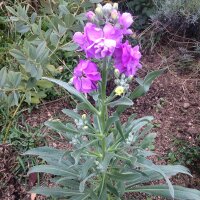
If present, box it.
[183,102,190,109]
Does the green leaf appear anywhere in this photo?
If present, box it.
[6,6,17,15]
[37,80,54,88]
[107,182,119,197]
[62,109,81,120]
[43,77,98,115]
[28,165,78,177]
[100,153,114,172]
[132,68,166,100]
[23,146,65,157]
[126,185,200,200]
[50,32,59,47]
[105,116,118,133]
[140,133,157,149]
[16,23,31,34]
[45,120,79,134]
[7,91,19,106]
[61,42,79,51]
[108,97,133,107]
[7,71,21,87]
[108,171,142,181]
[137,157,174,198]
[10,49,26,65]
[64,13,76,27]
[79,173,96,193]
[127,164,191,188]
[117,69,165,114]
[30,187,84,197]
[81,158,95,179]
[36,41,46,60]
[115,120,125,141]
[53,178,79,189]
[0,67,7,87]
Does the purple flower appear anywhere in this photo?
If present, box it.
[73,23,122,59]
[118,12,133,35]
[86,11,95,22]
[73,60,101,93]
[113,41,142,76]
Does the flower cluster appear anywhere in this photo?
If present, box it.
[72,3,142,93]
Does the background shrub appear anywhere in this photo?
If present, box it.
[152,0,200,40]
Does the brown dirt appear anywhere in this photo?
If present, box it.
[0,46,200,199]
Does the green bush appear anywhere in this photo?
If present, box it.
[168,137,200,174]
[152,0,200,40]
[0,0,100,142]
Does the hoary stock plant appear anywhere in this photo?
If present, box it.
[24,3,200,200]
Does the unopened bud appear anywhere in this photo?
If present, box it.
[95,161,99,165]
[82,114,87,120]
[127,75,133,82]
[95,6,103,18]
[114,68,120,78]
[58,66,64,72]
[111,9,118,21]
[121,74,126,79]
[86,11,96,22]
[103,3,112,15]
[113,3,118,10]
[68,77,73,85]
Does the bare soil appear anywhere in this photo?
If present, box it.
[0,46,200,200]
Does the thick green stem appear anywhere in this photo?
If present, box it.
[99,59,109,158]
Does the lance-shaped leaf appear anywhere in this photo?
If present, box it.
[0,67,7,87]
[105,116,118,133]
[45,120,79,134]
[126,165,191,188]
[62,109,81,120]
[43,77,99,115]
[126,185,200,200]
[117,68,165,114]
[137,157,175,198]
[29,187,84,198]
[28,165,78,177]
[108,97,133,108]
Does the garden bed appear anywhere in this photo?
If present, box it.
[0,46,200,199]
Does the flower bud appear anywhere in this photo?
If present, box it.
[86,11,96,22]
[68,77,73,85]
[95,161,99,165]
[103,3,112,15]
[95,6,103,18]
[58,66,64,72]
[113,3,118,10]
[127,75,133,82]
[111,9,118,21]
[114,68,120,78]
[121,73,126,79]
[82,114,87,120]
[115,86,125,96]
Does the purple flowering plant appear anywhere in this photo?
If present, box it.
[25,3,200,200]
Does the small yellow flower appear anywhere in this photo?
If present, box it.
[82,114,87,120]
[83,126,88,130]
[115,86,125,96]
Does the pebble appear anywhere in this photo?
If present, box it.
[183,102,190,108]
